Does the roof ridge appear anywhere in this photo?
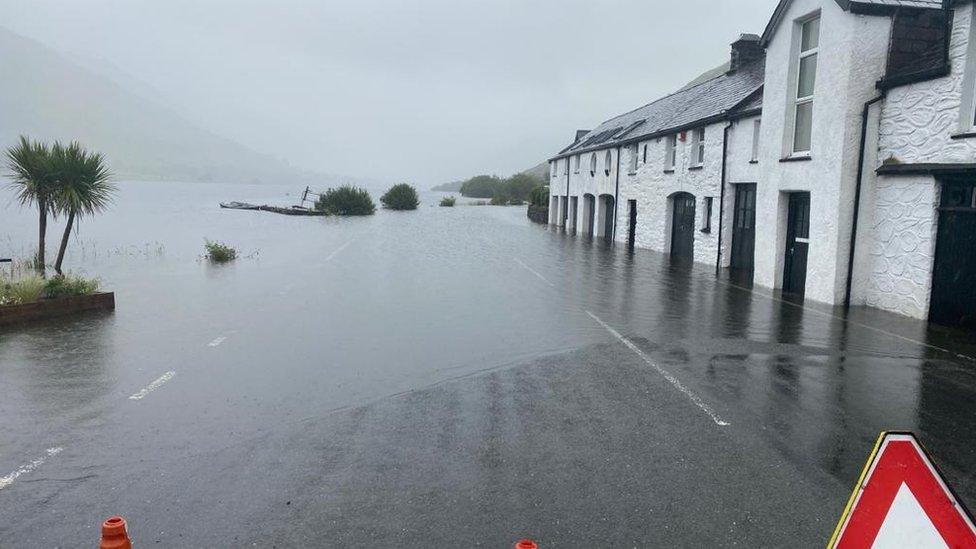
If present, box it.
[586,58,760,131]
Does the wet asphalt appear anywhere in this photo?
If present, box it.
[1,181,975,547]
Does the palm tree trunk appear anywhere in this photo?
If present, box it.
[37,198,47,276]
[54,210,75,275]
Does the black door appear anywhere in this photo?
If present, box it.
[930,179,976,326]
[730,184,757,271]
[670,193,696,259]
[628,199,637,249]
[602,195,615,241]
[783,192,810,295]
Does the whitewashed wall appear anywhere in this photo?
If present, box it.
[721,115,763,267]
[859,175,939,319]
[755,0,891,305]
[614,122,727,265]
[878,4,976,164]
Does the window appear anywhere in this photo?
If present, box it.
[792,16,819,154]
[629,144,638,173]
[604,150,612,175]
[691,127,705,167]
[751,119,761,162]
[590,153,597,176]
[702,197,713,232]
[642,143,648,164]
[574,155,580,174]
[665,135,677,171]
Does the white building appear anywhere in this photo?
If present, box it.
[548,0,976,328]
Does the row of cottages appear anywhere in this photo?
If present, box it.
[547,0,976,327]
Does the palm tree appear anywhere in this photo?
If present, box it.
[5,136,57,274]
[51,141,114,275]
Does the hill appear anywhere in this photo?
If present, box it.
[0,27,323,184]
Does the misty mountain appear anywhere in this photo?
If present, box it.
[0,27,329,185]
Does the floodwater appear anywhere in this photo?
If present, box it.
[0,180,974,546]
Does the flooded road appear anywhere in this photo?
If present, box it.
[1,181,975,546]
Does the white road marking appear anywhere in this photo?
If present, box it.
[0,447,64,490]
[324,240,354,262]
[207,336,227,347]
[514,258,555,287]
[586,310,731,427]
[129,371,177,400]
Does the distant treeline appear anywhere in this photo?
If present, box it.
[457,173,546,204]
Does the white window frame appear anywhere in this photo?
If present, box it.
[791,15,819,155]
[629,144,638,174]
[665,135,677,171]
[604,150,612,176]
[959,15,976,133]
[691,127,705,167]
[590,153,597,177]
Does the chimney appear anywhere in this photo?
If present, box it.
[729,34,762,73]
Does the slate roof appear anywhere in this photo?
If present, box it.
[555,59,765,159]
[762,0,945,46]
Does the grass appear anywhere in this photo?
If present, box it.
[0,273,100,305]
[205,240,237,263]
[439,196,457,207]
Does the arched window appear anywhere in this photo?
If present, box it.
[590,153,597,176]
[604,150,612,176]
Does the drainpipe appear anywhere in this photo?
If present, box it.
[844,93,886,307]
[565,156,571,227]
[612,146,621,241]
[715,121,733,277]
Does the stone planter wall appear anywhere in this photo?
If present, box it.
[0,292,116,327]
[527,205,549,224]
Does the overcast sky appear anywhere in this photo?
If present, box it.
[0,0,778,185]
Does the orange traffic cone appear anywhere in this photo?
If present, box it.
[99,516,132,549]
[515,539,538,549]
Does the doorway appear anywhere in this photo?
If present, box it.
[583,194,596,236]
[670,192,696,259]
[783,192,810,295]
[730,184,757,272]
[930,179,976,326]
[627,199,637,249]
[598,194,615,241]
[568,196,579,233]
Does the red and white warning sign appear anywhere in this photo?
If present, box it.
[828,432,976,548]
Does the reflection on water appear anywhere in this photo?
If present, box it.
[1,180,975,506]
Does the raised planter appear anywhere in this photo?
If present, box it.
[0,292,115,327]
[527,204,549,224]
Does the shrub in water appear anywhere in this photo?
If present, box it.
[205,240,237,263]
[381,183,420,210]
[529,186,550,208]
[439,196,456,207]
[490,193,511,206]
[315,185,376,215]
[43,274,99,299]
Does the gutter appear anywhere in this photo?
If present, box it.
[715,121,733,276]
[844,93,886,307]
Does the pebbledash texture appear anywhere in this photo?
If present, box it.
[547,0,976,328]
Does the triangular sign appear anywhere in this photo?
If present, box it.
[828,432,976,548]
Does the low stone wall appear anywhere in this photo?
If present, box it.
[527,205,549,224]
[0,292,116,327]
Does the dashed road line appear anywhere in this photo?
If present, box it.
[129,371,176,401]
[586,310,731,427]
[324,240,354,262]
[0,447,64,490]
[207,336,227,347]
[514,258,555,287]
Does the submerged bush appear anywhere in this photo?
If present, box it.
[490,193,510,206]
[439,196,457,207]
[44,274,99,298]
[381,183,420,210]
[315,185,376,216]
[205,240,237,263]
